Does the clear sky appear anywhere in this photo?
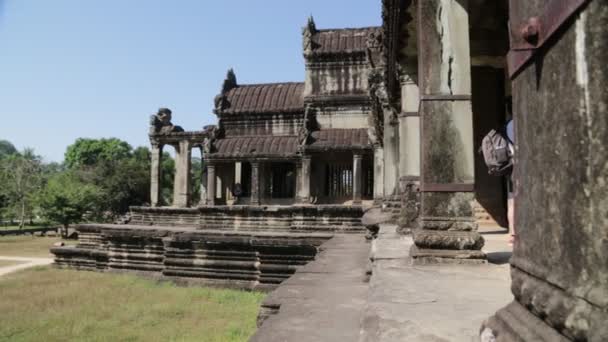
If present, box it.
[0,0,381,162]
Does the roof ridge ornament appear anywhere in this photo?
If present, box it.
[214,68,238,114]
[302,15,318,56]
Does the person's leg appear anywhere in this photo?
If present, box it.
[508,195,516,245]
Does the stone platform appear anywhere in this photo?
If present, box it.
[251,234,370,342]
[129,205,366,233]
[51,224,333,291]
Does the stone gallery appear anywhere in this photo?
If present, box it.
[53,0,607,340]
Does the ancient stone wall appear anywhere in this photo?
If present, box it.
[129,205,366,233]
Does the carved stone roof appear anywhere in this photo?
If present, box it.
[311,27,380,55]
[211,135,300,158]
[220,82,304,115]
[307,129,372,151]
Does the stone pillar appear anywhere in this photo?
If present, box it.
[206,162,216,206]
[398,75,421,232]
[373,147,385,202]
[482,2,608,340]
[150,143,163,207]
[234,162,242,184]
[353,153,363,204]
[198,147,207,206]
[298,156,311,204]
[250,161,260,205]
[412,0,484,263]
[172,140,192,208]
[399,75,420,180]
[383,113,400,198]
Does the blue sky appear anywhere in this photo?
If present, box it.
[0,1,380,162]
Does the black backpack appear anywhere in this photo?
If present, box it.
[480,129,513,176]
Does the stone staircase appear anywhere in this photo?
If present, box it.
[380,196,402,222]
[472,200,500,227]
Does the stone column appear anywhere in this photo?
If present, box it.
[298,156,311,204]
[206,162,216,206]
[373,147,385,202]
[353,153,363,204]
[412,0,484,263]
[482,2,608,340]
[172,140,192,208]
[250,161,260,205]
[398,75,421,231]
[198,147,207,206]
[150,143,163,207]
[383,113,400,198]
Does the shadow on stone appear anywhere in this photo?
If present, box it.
[486,251,511,265]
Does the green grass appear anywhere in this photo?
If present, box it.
[0,267,265,342]
[0,224,55,231]
[0,236,75,258]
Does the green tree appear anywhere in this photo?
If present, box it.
[37,172,102,237]
[0,140,17,159]
[64,138,132,169]
[0,149,43,228]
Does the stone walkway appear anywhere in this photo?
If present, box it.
[251,234,371,342]
[360,224,512,342]
[0,256,54,277]
[251,225,513,342]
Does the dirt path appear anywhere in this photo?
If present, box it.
[0,256,54,277]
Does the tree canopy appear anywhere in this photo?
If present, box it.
[0,140,17,159]
[65,138,133,168]
[37,171,102,236]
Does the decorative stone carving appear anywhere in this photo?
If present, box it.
[213,69,238,114]
[298,105,315,148]
[397,180,419,234]
[366,29,384,69]
[149,108,184,135]
[201,125,219,154]
[302,16,317,56]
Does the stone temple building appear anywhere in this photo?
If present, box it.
[53,0,607,340]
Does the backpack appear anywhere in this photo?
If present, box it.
[480,129,513,176]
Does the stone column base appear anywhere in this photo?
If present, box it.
[410,245,486,265]
[481,301,570,342]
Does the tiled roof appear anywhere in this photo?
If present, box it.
[308,129,372,150]
[212,136,300,158]
[221,83,304,115]
[311,27,380,55]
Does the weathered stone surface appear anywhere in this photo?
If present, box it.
[412,230,484,250]
[52,224,333,290]
[483,1,608,341]
[251,235,370,342]
[129,205,366,233]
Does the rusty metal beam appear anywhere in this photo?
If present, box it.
[508,0,591,79]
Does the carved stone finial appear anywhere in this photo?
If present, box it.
[149,107,184,135]
[306,15,316,33]
[214,69,238,114]
[222,68,238,94]
[302,15,317,55]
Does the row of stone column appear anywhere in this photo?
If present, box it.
[150,143,364,207]
[150,141,193,208]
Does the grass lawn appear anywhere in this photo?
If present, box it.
[0,224,55,231]
[0,236,75,258]
[0,260,23,267]
[0,267,265,342]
